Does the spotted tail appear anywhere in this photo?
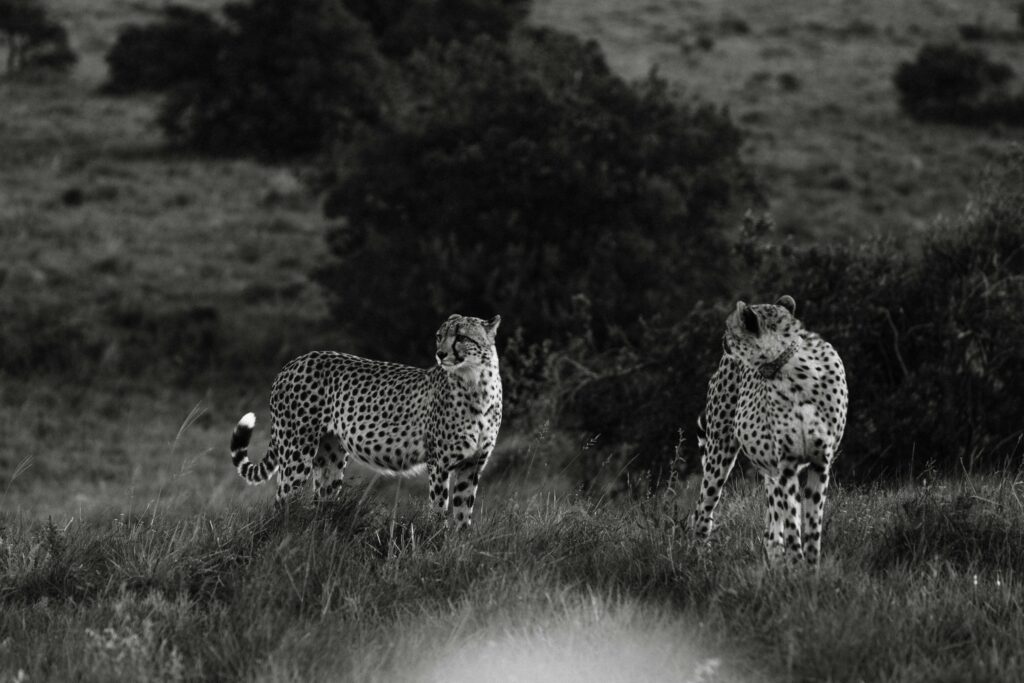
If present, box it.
[230,412,278,484]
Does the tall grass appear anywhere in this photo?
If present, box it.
[3,468,1024,682]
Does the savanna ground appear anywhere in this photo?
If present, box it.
[3,0,1024,680]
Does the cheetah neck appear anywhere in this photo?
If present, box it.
[758,342,798,380]
[443,358,501,405]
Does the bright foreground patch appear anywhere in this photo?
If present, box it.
[409,598,723,683]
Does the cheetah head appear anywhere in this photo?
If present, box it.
[723,295,803,373]
[435,314,501,375]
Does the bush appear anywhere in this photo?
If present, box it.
[103,5,226,94]
[158,0,384,159]
[316,28,753,363]
[0,0,76,73]
[894,43,1024,125]
[342,0,529,58]
[565,160,1024,483]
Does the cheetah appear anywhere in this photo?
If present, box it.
[229,314,502,529]
[692,295,848,565]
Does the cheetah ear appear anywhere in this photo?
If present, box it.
[447,314,461,321]
[483,315,501,340]
[738,301,759,335]
[776,295,796,315]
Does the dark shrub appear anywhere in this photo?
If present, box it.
[159,0,384,159]
[893,43,1022,125]
[569,160,1024,483]
[317,28,753,363]
[104,5,227,94]
[0,0,75,73]
[342,0,529,58]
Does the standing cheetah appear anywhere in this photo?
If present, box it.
[692,295,847,565]
[229,314,502,529]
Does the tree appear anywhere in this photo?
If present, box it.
[316,29,753,361]
[157,0,384,159]
[0,0,75,73]
[104,5,227,94]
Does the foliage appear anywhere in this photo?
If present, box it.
[342,0,530,58]
[894,43,1024,125]
[157,0,384,159]
[564,160,1024,481]
[0,0,75,73]
[4,474,1024,681]
[317,27,753,362]
[103,5,227,94]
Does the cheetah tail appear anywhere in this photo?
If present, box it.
[230,412,278,484]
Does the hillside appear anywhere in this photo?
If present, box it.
[534,0,1024,241]
[3,1,1024,680]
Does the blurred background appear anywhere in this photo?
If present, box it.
[3,0,1024,518]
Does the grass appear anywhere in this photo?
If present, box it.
[532,0,1024,243]
[3,466,1024,682]
[4,1,1024,680]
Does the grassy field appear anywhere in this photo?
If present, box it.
[4,0,1024,680]
[4,466,1024,682]
[534,0,1024,242]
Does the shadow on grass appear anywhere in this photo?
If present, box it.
[870,488,1024,574]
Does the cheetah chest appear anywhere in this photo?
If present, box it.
[734,360,839,470]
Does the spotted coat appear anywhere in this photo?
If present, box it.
[693,295,848,565]
[230,314,502,529]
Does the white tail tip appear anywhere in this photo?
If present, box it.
[238,412,256,429]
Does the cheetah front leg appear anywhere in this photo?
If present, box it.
[426,461,451,516]
[449,450,490,530]
[692,437,740,541]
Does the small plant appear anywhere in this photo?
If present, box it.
[84,597,186,683]
[0,0,76,73]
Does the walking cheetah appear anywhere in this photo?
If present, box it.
[229,314,502,529]
[692,295,847,565]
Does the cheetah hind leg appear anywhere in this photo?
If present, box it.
[800,460,831,566]
[763,467,804,566]
[274,435,317,508]
[312,432,349,504]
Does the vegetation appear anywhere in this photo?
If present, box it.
[0,0,75,73]
[106,0,532,158]
[894,43,1024,125]
[318,27,752,361]
[5,0,1024,680]
[563,160,1024,482]
[3,469,1024,682]
[103,5,227,94]
[341,0,530,58]
[157,0,385,159]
